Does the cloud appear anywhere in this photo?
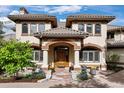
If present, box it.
[25,5,50,12]
[48,5,82,14]
[9,10,19,15]
[0,6,11,16]
[59,19,66,22]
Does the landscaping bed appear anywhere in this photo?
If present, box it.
[0,77,38,83]
[0,71,46,83]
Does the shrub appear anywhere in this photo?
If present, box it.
[24,71,46,79]
[32,72,46,79]
[77,69,88,81]
[106,52,120,62]
[106,52,120,71]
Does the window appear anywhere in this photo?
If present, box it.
[83,52,88,61]
[32,50,43,62]
[22,23,28,34]
[87,24,92,33]
[80,51,100,62]
[35,51,40,61]
[30,24,37,34]
[95,51,100,61]
[78,24,84,31]
[89,52,93,61]
[95,24,101,34]
[38,24,45,32]
[107,32,114,39]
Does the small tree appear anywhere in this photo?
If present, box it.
[0,40,34,77]
[106,52,120,62]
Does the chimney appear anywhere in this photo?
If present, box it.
[19,7,28,14]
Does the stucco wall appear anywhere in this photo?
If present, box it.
[72,23,107,47]
[114,32,124,41]
[16,23,51,44]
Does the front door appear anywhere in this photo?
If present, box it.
[54,46,69,67]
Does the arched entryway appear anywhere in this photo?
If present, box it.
[48,42,74,68]
[54,46,69,67]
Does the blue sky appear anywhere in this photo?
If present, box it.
[0,5,124,25]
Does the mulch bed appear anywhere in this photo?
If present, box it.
[0,77,39,83]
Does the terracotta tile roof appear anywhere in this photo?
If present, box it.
[107,41,124,48]
[107,25,124,32]
[68,14,115,19]
[66,14,115,27]
[34,27,89,38]
[8,14,57,28]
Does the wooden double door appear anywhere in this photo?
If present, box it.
[54,46,69,67]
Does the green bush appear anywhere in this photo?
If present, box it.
[32,72,46,79]
[24,71,46,79]
[107,53,120,62]
[77,70,88,81]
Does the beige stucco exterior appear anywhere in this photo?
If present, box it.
[16,22,52,45]
[72,23,107,70]
[9,7,115,71]
[15,21,107,70]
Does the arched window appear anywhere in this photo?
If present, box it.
[78,24,84,31]
[30,23,37,34]
[22,23,28,34]
[38,23,45,32]
[87,24,93,33]
[95,24,101,34]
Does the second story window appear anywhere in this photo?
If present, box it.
[30,24,37,34]
[107,32,114,39]
[78,24,84,31]
[95,24,101,34]
[38,24,45,32]
[22,23,28,34]
[87,24,92,33]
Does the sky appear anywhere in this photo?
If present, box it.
[0,5,124,34]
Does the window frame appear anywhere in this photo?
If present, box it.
[95,24,101,35]
[22,23,28,35]
[30,23,37,35]
[80,50,100,63]
[32,50,43,62]
[38,23,45,32]
[78,23,84,31]
[87,24,93,33]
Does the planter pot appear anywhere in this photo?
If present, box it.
[90,69,96,75]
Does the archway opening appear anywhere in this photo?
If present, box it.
[48,42,74,68]
[54,46,69,68]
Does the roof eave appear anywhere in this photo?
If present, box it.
[66,17,115,28]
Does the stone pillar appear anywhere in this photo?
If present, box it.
[74,50,80,68]
[100,50,107,71]
[42,50,48,68]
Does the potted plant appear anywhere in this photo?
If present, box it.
[90,66,97,75]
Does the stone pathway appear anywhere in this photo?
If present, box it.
[51,68,73,84]
[0,69,124,88]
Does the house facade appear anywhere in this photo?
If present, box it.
[107,25,124,66]
[8,7,115,71]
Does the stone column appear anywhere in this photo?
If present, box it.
[42,50,48,68]
[100,49,107,71]
[74,50,80,68]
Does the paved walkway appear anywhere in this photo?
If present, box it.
[0,69,124,88]
[0,68,73,88]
